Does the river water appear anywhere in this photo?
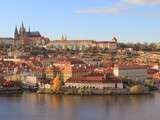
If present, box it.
[0,93,160,120]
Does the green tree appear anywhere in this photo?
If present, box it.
[145,80,157,91]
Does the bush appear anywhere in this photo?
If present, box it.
[130,85,146,94]
[145,80,157,91]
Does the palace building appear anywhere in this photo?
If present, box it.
[14,23,118,50]
[48,35,118,50]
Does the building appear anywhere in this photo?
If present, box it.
[64,73,123,89]
[113,64,148,82]
[22,76,37,86]
[48,35,118,50]
[0,37,14,45]
[96,37,118,50]
[49,36,96,50]
[81,56,102,67]
[14,23,49,48]
[54,57,94,82]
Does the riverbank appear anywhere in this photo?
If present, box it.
[37,88,151,95]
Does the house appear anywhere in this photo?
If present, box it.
[113,64,148,82]
[0,37,14,45]
[64,73,123,89]
[54,58,94,82]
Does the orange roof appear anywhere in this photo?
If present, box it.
[66,74,122,83]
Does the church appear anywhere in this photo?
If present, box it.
[14,23,49,48]
[14,23,118,51]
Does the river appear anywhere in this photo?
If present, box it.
[0,93,160,120]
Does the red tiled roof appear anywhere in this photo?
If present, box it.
[66,74,122,83]
[55,58,85,65]
[118,64,148,70]
[147,69,159,74]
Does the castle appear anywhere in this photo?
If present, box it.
[14,23,118,51]
[14,23,49,48]
[48,35,118,50]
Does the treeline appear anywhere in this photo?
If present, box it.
[119,42,160,51]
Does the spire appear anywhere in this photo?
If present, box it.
[65,35,67,40]
[21,21,26,33]
[22,22,24,29]
[14,25,18,35]
[61,34,65,41]
[112,37,118,42]
[19,26,22,34]
[28,27,31,33]
[14,25,18,37]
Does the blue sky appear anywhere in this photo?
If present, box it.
[0,0,160,43]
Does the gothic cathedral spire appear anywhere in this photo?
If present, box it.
[14,26,18,37]
[20,21,26,34]
[65,35,67,40]
[61,35,65,41]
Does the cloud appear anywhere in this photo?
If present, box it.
[74,3,128,15]
[137,11,160,18]
[123,0,160,5]
[74,0,160,15]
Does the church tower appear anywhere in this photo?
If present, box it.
[14,26,19,49]
[14,26,18,38]
[61,35,65,41]
[19,22,26,36]
[14,22,27,49]
[65,35,67,40]
[112,37,118,43]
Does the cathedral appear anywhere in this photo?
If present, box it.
[14,23,49,48]
[14,23,118,51]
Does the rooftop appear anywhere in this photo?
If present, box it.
[117,64,148,70]
[66,73,122,83]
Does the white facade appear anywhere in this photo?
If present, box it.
[97,42,117,50]
[81,57,101,67]
[22,76,37,85]
[0,37,14,45]
[65,83,123,89]
[113,65,147,82]
[47,39,117,50]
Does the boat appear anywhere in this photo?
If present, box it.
[0,87,23,94]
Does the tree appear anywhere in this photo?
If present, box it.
[129,85,147,94]
[52,75,62,93]
[14,80,23,88]
[145,80,157,91]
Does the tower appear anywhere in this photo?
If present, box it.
[19,22,26,36]
[28,27,31,33]
[112,37,118,43]
[61,35,65,41]
[14,26,19,49]
[65,35,67,40]
[14,26,18,38]
[14,22,27,49]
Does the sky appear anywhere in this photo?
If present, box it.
[0,0,160,43]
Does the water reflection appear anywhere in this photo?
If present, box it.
[0,93,158,120]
